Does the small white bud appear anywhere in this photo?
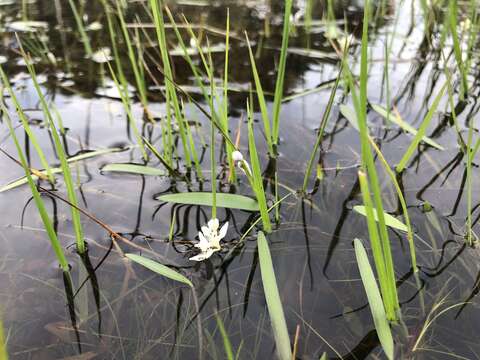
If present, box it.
[231,151,244,162]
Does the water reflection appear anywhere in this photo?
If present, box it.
[0,0,480,359]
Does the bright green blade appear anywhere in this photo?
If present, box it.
[353,205,408,232]
[126,254,192,287]
[257,231,292,360]
[354,239,394,360]
[101,163,166,176]
[371,104,444,150]
[156,193,260,211]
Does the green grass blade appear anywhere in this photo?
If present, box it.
[2,106,69,271]
[371,104,444,150]
[0,316,7,360]
[101,163,165,176]
[67,0,92,56]
[0,147,125,193]
[245,33,273,154]
[0,67,54,183]
[302,69,342,192]
[354,239,394,360]
[272,0,293,144]
[126,254,193,287]
[23,51,85,253]
[395,83,447,173]
[247,100,272,232]
[156,193,259,212]
[257,231,292,360]
[353,206,408,232]
[215,314,234,360]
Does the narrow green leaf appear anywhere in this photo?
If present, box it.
[396,83,447,172]
[353,205,408,232]
[0,316,7,360]
[257,231,292,360]
[126,254,193,287]
[101,163,166,176]
[0,147,125,193]
[371,104,444,150]
[272,0,293,144]
[156,192,260,211]
[245,34,273,154]
[354,239,394,360]
[215,314,234,360]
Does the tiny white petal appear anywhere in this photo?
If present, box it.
[201,226,210,236]
[195,232,210,252]
[218,222,229,240]
[189,250,212,261]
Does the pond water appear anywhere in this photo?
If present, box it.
[1,0,480,359]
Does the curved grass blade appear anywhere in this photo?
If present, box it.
[0,67,54,183]
[156,192,259,211]
[257,231,292,360]
[395,83,447,173]
[126,254,192,287]
[2,106,69,271]
[23,50,85,253]
[101,163,166,176]
[371,104,444,150]
[353,205,408,232]
[354,238,394,360]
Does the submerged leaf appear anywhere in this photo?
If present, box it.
[353,205,408,232]
[354,239,394,360]
[257,231,292,360]
[371,104,444,150]
[126,254,193,287]
[101,163,165,176]
[156,192,260,211]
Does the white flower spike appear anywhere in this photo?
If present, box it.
[189,218,228,261]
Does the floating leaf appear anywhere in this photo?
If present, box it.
[0,167,63,193]
[0,147,125,193]
[126,254,193,287]
[340,104,359,131]
[371,104,444,150]
[101,163,165,176]
[156,192,259,211]
[354,239,394,360]
[353,205,408,232]
[257,231,292,360]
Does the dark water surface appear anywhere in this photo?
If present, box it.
[1,0,480,359]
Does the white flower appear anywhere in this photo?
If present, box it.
[189,218,228,261]
[231,151,252,177]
